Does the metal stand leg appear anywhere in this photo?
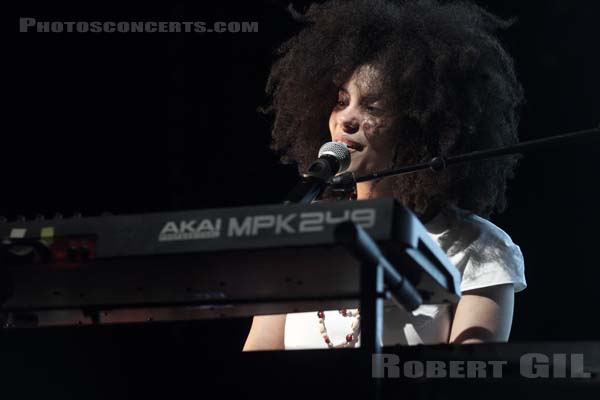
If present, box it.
[335,220,424,400]
[359,259,384,400]
[359,259,383,355]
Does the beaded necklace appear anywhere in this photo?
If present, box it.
[317,308,361,348]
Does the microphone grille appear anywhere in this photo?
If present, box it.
[318,141,351,173]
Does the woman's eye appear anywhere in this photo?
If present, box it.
[366,106,382,114]
[336,100,347,108]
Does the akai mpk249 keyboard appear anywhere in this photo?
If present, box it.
[0,198,460,327]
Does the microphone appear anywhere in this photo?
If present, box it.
[284,141,351,204]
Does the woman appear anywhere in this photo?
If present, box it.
[244,0,526,350]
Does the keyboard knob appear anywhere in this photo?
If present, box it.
[67,247,78,262]
[80,246,91,260]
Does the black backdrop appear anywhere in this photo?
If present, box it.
[3,0,600,396]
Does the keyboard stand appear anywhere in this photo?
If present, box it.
[334,221,425,400]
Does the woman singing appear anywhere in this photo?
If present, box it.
[244,0,527,350]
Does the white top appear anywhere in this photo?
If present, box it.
[284,207,527,350]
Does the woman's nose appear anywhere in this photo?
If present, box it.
[342,118,360,134]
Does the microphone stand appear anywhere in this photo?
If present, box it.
[329,126,600,189]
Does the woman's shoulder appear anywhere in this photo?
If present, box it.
[430,207,527,293]
[431,207,519,251]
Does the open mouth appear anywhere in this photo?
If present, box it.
[338,138,364,151]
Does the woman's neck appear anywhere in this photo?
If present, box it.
[355,178,395,200]
[355,178,439,224]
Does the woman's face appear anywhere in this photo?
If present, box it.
[329,64,398,176]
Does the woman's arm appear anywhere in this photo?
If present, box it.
[448,283,514,344]
[242,314,287,351]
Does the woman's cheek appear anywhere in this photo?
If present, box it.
[367,116,398,148]
[328,110,338,138]
[363,118,388,146]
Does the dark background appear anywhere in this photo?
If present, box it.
[3,0,600,397]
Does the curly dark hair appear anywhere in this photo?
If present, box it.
[262,0,525,219]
